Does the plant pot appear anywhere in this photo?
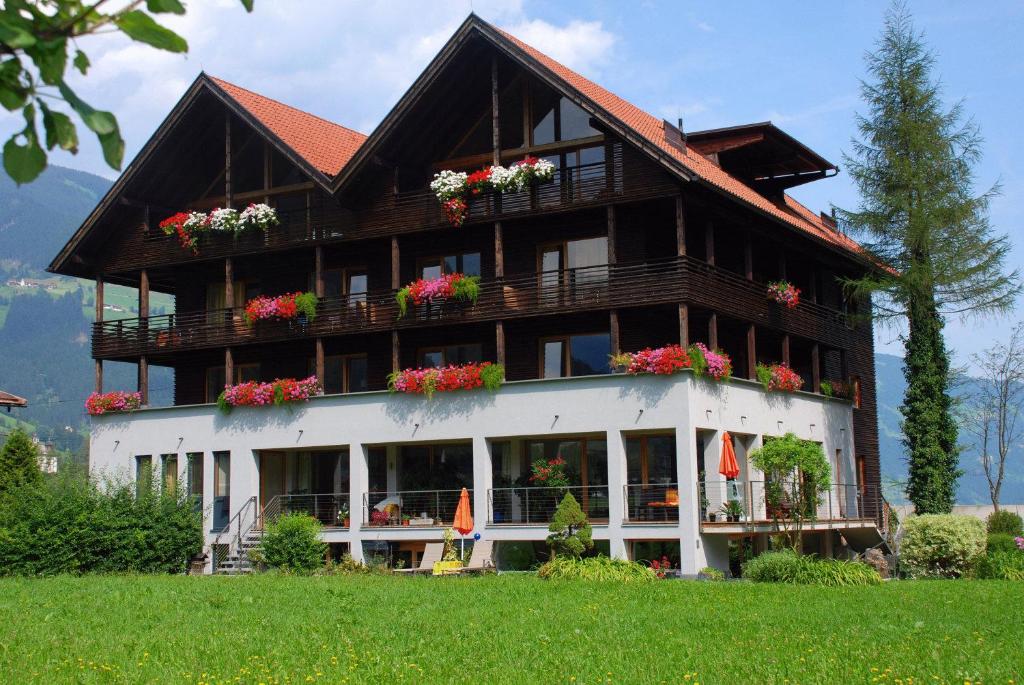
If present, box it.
[402,520,410,526]
[342,518,350,528]
[728,515,739,523]
[707,513,717,522]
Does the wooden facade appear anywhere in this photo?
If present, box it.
[50,16,882,502]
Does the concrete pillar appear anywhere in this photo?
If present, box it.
[348,444,370,562]
[677,421,701,575]
[471,436,492,536]
[605,429,627,559]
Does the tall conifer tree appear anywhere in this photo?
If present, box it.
[838,4,1019,513]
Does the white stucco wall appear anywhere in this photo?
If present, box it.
[89,371,855,574]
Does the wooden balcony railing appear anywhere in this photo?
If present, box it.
[92,255,854,360]
[101,143,679,273]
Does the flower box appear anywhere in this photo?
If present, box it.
[387,362,504,398]
[216,376,321,413]
[610,344,692,375]
[429,157,556,227]
[85,390,142,415]
[756,363,804,393]
[244,292,318,325]
[158,203,279,253]
[689,343,733,381]
[767,280,800,308]
[396,273,480,318]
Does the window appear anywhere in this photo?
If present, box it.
[311,354,368,394]
[417,344,482,369]
[531,85,600,145]
[541,333,611,378]
[161,454,178,493]
[206,363,260,403]
[419,252,481,279]
[523,437,608,518]
[626,436,677,485]
[397,443,474,491]
[187,452,204,513]
[213,451,230,530]
[319,268,367,306]
[539,237,609,294]
[367,447,388,494]
[135,455,152,496]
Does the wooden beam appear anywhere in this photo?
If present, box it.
[811,343,821,393]
[95,360,103,394]
[675,194,686,256]
[678,303,689,347]
[315,338,325,384]
[744,233,753,280]
[705,220,715,266]
[494,222,504,279]
[194,181,316,210]
[521,78,531,148]
[610,310,621,354]
[491,57,501,166]
[224,112,233,208]
[391,237,400,290]
[225,347,234,390]
[314,246,324,298]
[708,313,718,349]
[94,276,104,323]
[391,331,400,373]
[606,205,617,265]
[138,356,149,405]
[138,269,149,319]
[224,258,234,309]
[496,321,506,366]
[746,323,756,380]
[782,334,791,366]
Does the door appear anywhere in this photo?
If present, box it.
[213,451,230,531]
[260,451,286,525]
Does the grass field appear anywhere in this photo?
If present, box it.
[0,575,1019,684]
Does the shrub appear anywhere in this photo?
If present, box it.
[0,429,42,495]
[987,510,1024,537]
[0,471,202,575]
[254,514,327,573]
[899,514,986,578]
[987,533,1019,555]
[974,551,1024,580]
[546,493,593,558]
[537,555,656,582]
[742,550,881,586]
[698,566,725,581]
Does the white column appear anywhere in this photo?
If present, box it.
[703,429,726,518]
[471,436,492,535]
[748,434,767,522]
[605,430,628,559]
[677,423,701,575]
[348,444,369,562]
[386,445,398,495]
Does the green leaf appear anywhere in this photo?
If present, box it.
[3,124,46,185]
[0,60,27,111]
[239,0,255,11]
[146,0,186,14]
[40,102,78,153]
[24,38,68,85]
[57,81,117,135]
[0,15,36,49]
[114,10,188,53]
[73,50,90,76]
[98,125,125,171]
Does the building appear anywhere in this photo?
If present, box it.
[49,15,887,574]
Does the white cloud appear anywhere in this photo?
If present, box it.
[696,21,714,33]
[499,18,618,75]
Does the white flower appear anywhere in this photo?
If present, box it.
[489,165,517,192]
[430,170,468,201]
[183,211,208,231]
[239,203,279,231]
[208,207,240,232]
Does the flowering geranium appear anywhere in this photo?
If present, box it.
[650,555,673,579]
[611,344,692,375]
[238,203,279,231]
[244,292,318,324]
[85,390,142,415]
[1016,536,1024,551]
[207,207,240,232]
[768,280,800,308]
[429,156,557,226]
[387,362,504,399]
[529,456,569,488]
[158,211,208,252]
[396,273,480,318]
[217,376,321,413]
[756,363,804,393]
[689,343,732,381]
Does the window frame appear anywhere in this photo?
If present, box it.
[416,343,484,369]
[625,434,677,486]
[538,331,612,379]
[415,252,482,280]
[311,353,369,394]
[205,363,260,403]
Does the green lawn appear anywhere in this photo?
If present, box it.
[0,575,1019,684]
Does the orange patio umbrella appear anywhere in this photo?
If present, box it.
[453,487,474,556]
[720,432,740,479]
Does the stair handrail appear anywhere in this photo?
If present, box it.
[212,495,257,573]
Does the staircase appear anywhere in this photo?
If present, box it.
[214,529,263,575]
[211,496,260,575]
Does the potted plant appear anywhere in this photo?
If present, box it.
[721,499,743,523]
[338,503,350,528]
[402,514,412,527]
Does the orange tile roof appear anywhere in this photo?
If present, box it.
[210,76,367,177]
[495,27,864,258]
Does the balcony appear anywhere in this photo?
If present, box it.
[92,255,853,360]
[488,485,610,525]
[697,480,883,531]
[261,493,350,530]
[361,489,469,528]
[623,483,680,523]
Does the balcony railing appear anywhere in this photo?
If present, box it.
[261,493,350,529]
[623,483,680,522]
[698,480,882,529]
[92,255,853,360]
[488,485,610,524]
[362,489,470,528]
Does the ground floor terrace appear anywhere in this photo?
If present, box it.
[91,372,884,575]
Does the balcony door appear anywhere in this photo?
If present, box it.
[539,237,608,306]
[213,451,230,531]
[259,451,286,524]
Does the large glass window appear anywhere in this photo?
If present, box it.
[531,85,600,144]
[626,436,677,485]
[542,333,611,378]
[206,363,260,403]
[418,344,482,369]
[420,252,481,279]
[313,354,368,394]
[213,451,230,530]
[523,438,608,518]
[397,443,473,491]
[187,452,204,513]
[320,268,367,305]
[135,455,152,497]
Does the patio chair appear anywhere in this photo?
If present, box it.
[456,539,495,574]
[394,542,444,574]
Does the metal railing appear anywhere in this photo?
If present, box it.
[623,483,680,522]
[697,480,882,529]
[261,493,350,529]
[362,489,470,528]
[488,485,610,524]
[211,495,257,574]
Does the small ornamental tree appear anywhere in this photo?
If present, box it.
[0,429,42,495]
[253,513,327,574]
[546,493,593,559]
[750,433,831,551]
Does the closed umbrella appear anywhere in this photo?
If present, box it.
[452,487,473,557]
[720,432,740,479]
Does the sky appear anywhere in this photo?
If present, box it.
[3,0,1022,368]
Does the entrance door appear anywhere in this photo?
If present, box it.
[260,451,286,525]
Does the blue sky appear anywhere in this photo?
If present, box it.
[3,0,1021,367]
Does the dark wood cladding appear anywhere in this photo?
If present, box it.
[97,142,676,277]
[92,254,859,361]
